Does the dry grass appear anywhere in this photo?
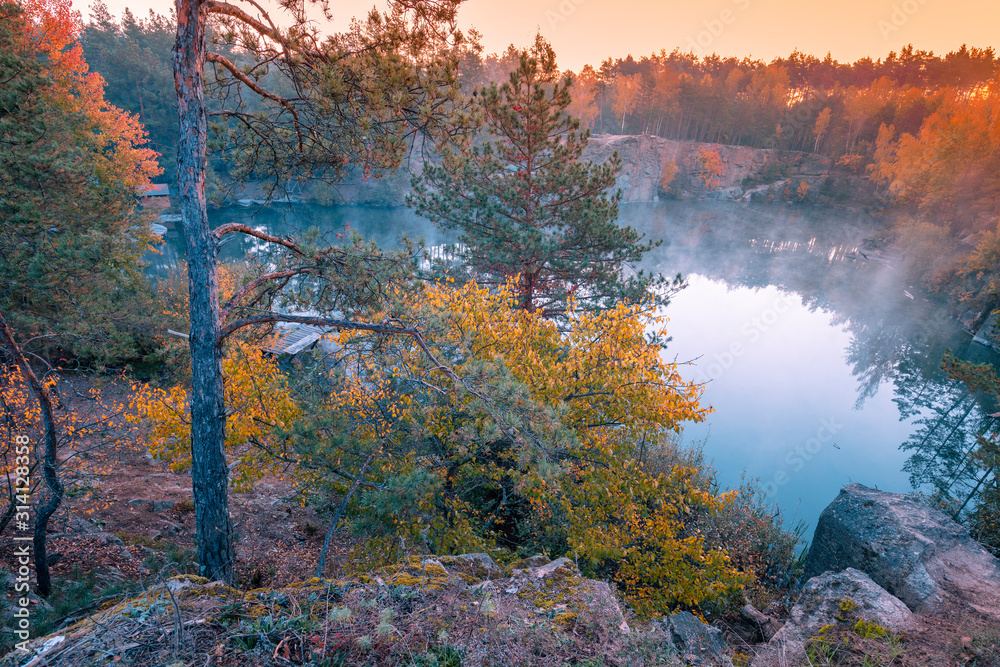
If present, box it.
[2,563,686,667]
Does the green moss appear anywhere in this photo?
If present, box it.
[854,618,891,640]
[378,557,450,591]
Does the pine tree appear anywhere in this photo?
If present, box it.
[410,35,672,316]
[0,0,161,364]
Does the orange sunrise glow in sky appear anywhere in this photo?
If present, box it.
[73,0,1000,72]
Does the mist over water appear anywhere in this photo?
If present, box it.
[152,200,1000,534]
[619,201,996,531]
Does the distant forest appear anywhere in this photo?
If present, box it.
[82,4,1000,229]
[572,47,995,155]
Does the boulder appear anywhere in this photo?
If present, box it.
[529,557,576,579]
[660,611,733,667]
[506,557,631,636]
[803,484,1000,616]
[150,500,176,513]
[453,553,499,574]
[756,568,916,665]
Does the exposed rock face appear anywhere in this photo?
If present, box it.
[660,611,734,667]
[756,568,916,665]
[508,557,632,635]
[580,134,832,203]
[452,552,499,573]
[310,133,837,206]
[803,484,1000,616]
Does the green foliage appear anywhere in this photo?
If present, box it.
[0,567,140,656]
[279,282,749,613]
[206,0,471,198]
[410,35,671,316]
[934,353,1000,554]
[81,2,178,183]
[0,0,162,367]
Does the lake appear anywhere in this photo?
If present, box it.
[153,200,1000,533]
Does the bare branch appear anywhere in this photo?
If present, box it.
[206,52,305,150]
[219,269,309,321]
[213,222,308,255]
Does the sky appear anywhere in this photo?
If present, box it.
[74,0,1000,72]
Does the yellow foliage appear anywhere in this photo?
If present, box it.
[131,341,301,491]
[333,281,736,612]
[135,278,740,613]
[411,281,709,456]
[1,365,140,511]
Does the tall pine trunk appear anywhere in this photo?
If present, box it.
[174,0,234,583]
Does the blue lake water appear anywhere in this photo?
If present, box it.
[154,200,999,534]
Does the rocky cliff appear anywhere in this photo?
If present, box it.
[280,135,857,207]
[581,134,836,203]
[755,484,1000,666]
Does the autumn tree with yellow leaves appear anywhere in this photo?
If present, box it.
[0,315,141,597]
[135,279,747,613]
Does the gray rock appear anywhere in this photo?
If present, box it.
[127,498,148,508]
[756,568,916,665]
[662,611,733,667]
[70,517,103,534]
[803,484,1000,615]
[525,554,551,568]
[454,553,500,573]
[150,500,176,513]
[705,186,743,200]
[529,557,576,579]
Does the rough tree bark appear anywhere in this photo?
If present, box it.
[174,0,234,582]
[170,0,465,584]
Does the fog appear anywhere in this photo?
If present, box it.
[151,199,999,532]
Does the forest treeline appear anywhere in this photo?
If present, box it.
[567,46,997,152]
[80,5,998,181]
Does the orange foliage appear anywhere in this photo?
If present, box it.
[0,365,141,531]
[17,0,161,191]
[695,147,724,189]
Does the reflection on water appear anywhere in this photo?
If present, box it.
[145,203,448,279]
[620,201,999,530]
[150,200,1000,532]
